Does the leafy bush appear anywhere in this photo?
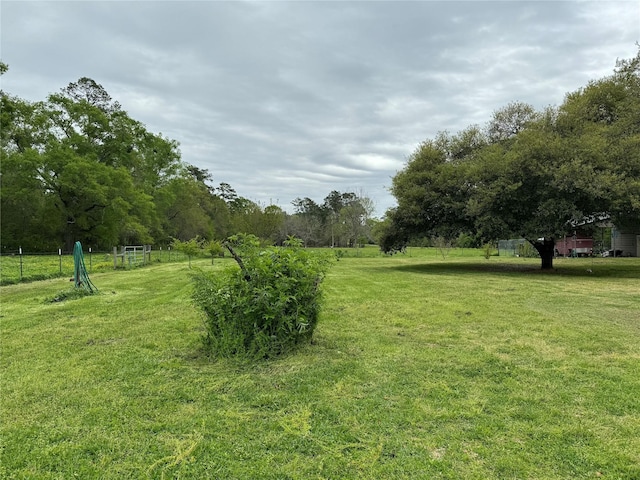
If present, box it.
[192,234,333,359]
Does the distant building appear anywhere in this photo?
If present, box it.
[498,226,639,258]
[612,228,640,257]
[555,235,593,257]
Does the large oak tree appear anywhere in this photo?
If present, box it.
[1,76,197,250]
[382,49,640,269]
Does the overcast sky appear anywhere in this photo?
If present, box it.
[2,1,638,216]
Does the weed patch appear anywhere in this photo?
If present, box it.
[48,287,95,303]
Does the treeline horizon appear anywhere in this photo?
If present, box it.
[1,67,378,252]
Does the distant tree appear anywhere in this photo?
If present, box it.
[288,191,376,248]
[229,197,261,235]
[204,239,224,264]
[259,204,287,243]
[230,201,286,244]
[157,176,215,242]
[291,197,325,246]
[216,182,238,203]
[339,192,375,248]
[186,164,213,185]
[322,191,356,246]
[171,236,203,268]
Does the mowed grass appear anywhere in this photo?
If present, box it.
[1,249,639,479]
[0,250,190,285]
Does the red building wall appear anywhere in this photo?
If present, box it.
[555,236,593,256]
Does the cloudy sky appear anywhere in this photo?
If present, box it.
[2,1,638,216]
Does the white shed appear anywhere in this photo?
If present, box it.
[612,228,640,257]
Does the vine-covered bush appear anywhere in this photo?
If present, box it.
[192,234,333,359]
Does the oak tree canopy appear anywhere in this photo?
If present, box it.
[381,49,640,269]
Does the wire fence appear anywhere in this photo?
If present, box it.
[0,247,190,286]
[497,239,539,258]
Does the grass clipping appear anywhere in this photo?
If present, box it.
[191,235,333,360]
[49,287,95,303]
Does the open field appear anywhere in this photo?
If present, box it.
[1,249,639,479]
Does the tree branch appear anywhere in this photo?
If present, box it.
[224,241,251,281]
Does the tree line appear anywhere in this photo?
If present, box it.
[379,48,640,269]
[6,48,636,263]
[0,67,376,252]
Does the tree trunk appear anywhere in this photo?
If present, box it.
[529,237,555,270]
[64,223,76,253]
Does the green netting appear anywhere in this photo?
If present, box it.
[73,241,97,293]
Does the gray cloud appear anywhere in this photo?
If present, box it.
[2,0,638,215]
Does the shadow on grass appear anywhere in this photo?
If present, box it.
[385,259,640,279]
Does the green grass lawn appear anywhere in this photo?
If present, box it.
[1,250,639,479]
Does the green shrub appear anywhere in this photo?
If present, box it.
[192,234,333,359]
